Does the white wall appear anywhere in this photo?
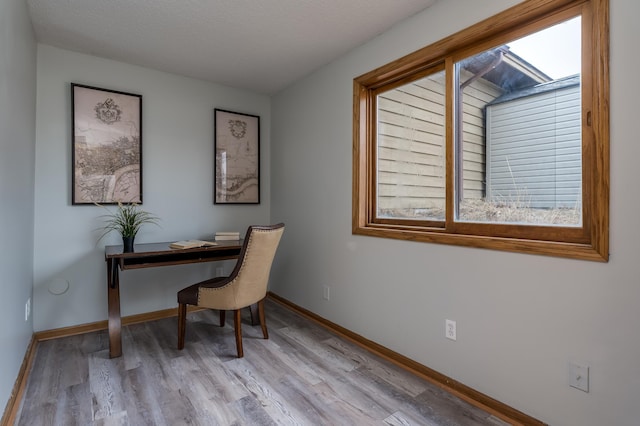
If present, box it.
[0,0,37,409]
[33,45,271,331]
[270,0,640,425]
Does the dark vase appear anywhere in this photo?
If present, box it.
[122,236,135,253]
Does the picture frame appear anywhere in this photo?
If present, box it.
[71,83,142,205]
[214,109,260,204]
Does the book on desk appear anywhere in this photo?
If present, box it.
[215,231,241,241]
[169,240,218,249]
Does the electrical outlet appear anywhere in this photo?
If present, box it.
[323,285,330,301]
[568,362,589,392]
[445,319,456,340]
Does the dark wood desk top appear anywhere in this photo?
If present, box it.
[105,240,243,270]
[105,239,242,257]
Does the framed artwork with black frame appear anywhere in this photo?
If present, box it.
[214,108,260,204]
[71,83,142,205]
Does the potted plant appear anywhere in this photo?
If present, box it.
[97,202,160,252]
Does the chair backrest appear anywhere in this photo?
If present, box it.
[199,223,284,309]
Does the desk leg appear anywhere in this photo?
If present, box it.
[107,258,122,358]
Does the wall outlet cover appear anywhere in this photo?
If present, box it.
[445,319,456,341]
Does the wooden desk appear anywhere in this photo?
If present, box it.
[105,240,242,358]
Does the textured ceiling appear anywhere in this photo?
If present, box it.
[27,0,437,94]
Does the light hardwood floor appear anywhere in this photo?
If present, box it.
[16,299,510,425]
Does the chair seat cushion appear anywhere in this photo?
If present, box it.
[177,277,228,306]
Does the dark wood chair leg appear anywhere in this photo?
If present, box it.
[219,310,226,327]
[249,303,259,325]
[258,299,268,339]
[233,309,243,358]
[177,303,187,350]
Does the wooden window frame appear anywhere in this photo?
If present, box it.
[353,0,609,261]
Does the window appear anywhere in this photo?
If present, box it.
[353,0,609,261]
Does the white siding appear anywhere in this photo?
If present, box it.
[486,85,581,209]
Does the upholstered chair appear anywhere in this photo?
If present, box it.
[177,223,284,357]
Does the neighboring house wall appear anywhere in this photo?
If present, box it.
[459,69,503,200]
[486,83,581,209]
[377,73,446,216]
[377,68,580,214]
[376,71,502,217]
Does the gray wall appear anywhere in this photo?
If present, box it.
[4,0,639,425]
[270,0,640,425]
[33,45,272,331]
[0,0,37,409]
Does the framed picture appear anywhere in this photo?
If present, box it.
[71,83,142,205]
[214,109,260,204]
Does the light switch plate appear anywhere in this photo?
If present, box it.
[323,285,330,301]
[568,362,589,392]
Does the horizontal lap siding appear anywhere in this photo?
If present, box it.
[461,74,503,199]
[377,73,446,213]
[486,85,581,208]
[377,72,501,215]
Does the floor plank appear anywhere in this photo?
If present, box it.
[16,299,508,425]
